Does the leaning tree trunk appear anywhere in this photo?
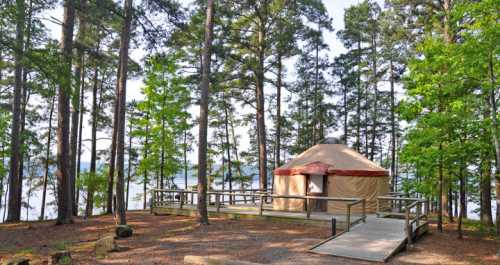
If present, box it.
[114,0,133,226]
[197,0,215,225]
[56,0,76,225]
[6,0,25,223]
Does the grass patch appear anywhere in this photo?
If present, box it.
[53,240,70,251]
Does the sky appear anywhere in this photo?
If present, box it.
[42,0,386,164]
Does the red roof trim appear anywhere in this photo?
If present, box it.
[328,169,389,177]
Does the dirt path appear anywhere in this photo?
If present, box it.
[0,211,498,265]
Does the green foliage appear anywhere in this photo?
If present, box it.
[135,53,191,189]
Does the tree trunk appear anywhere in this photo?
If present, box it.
[6,0,25,223]
[40,95,55,220]
[56,0,76,225]
[223,92,233,203]
[458,162,465,239]
[448,184,454,222]
[75,54,85,214]
[369,34,378,161]
[487,54,500,236]
[275,53,282,169]
[17,0,34,219]
[355,40,362,152]
[85,64,99,218]
[114,0,133,226]
[197,0,214,225]
[184,128,188,190]
[126,110,133,210]
[143,112,150,210]
[70,0,87,216]
[390,59,397,191]
[438,143,444,232]
[256,18,268,191]
[480,150,493,226]
[312,22,320,144]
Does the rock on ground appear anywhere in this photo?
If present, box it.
[115,225,133,238]
[1,257,30,265]
[95,236,118,258]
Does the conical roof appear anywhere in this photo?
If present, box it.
[274,144,388,177]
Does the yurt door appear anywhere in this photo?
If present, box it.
[307,175,327,211]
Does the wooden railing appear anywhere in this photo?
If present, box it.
[376,194,429,246]
[151,189,366,231]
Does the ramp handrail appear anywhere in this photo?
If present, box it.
[376,194,429,246]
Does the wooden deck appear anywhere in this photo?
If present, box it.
[310,216,428,262]
[152,203,363,229]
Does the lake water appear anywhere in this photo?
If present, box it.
[0,174,496,222]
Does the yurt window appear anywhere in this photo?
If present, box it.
[309,175,324,193]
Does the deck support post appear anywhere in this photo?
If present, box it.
[180,191,184,209]
[150,190,156,214]
[216,194,221,213]
[362,199,366,222]
[346,204,351,232]
[259,195,264,216]
[306,198,312,219]
[405,207,412,246]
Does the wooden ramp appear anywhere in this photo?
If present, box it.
[310,217,409,262]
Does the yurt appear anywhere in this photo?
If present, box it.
[272,143,389,214]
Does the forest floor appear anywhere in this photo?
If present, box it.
[0,210,498,265]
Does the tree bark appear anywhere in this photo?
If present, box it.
[369,33,378,161]
[6,0,25,223]
[488,54,500,236]
[126,109,133,210]
[70,0,87,216]
[197,0,214,225]
[390,59,397,191]
[256,15,268,191]
[275,53,282,169]
[75,55,85,214]
[114,0,133,226]
[355,40,362,152]
[438,143,444,232]
[223,92,233,203]
[143,111,150,210]
[480,130,493,225]
[85,63,99,218]
[56,0,76,225]
[40,95,55,220]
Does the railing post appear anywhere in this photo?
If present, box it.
[362,199,366,222]
[216,193,221,213]
[191,192,194,205]
[405,206,412,246]
[376,198,380,217]
[259,194,265,216]
[180,191,184,209]
[306,198,312,219]
[150,190,155,214]
[416,202,421,227]
[346,204,351,232]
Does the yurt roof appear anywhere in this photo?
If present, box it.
[274,144,388,177]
